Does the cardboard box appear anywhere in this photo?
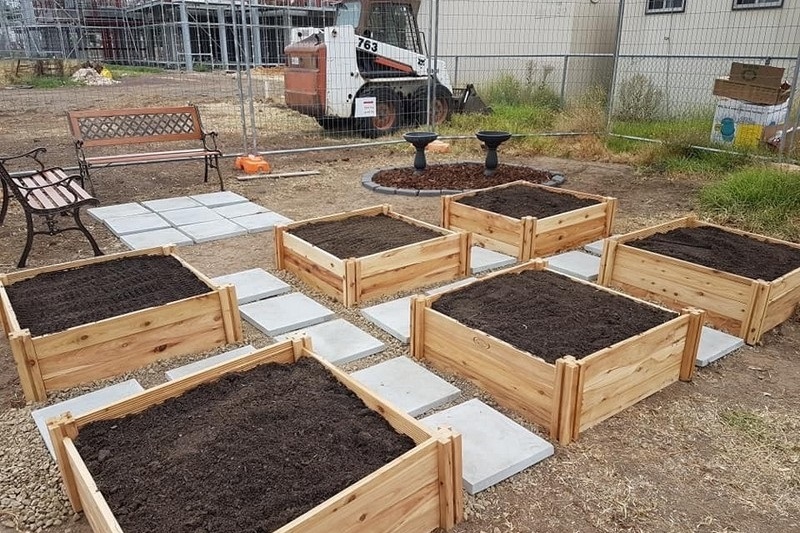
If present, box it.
[713,77,790,105]
[711,98,789,149]
[729,62,784,87]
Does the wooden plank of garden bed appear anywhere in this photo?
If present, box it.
[64,439,124,532]
[443,198,524,258]
[533,202,614,257]
[575,313,695,435]
[762,269,800,335]
[0,282,20,335]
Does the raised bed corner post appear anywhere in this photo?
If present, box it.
[47,413,81,511]
[597,237,619,286]
[459,232,472,277]
[9,330,45,402]
[553,355,580,445]
[604,197,618,236]
[744,280,771,345]
[410,295,429,359]
[274,225,286,270]
[436,427,463,530]
[344,259,359,307]
[218,284,244,344]
[680,308,705,382]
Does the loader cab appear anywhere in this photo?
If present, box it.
[334,0,424,54]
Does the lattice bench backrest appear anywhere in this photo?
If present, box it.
[67,106,204,147]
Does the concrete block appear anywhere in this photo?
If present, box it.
[189,191,249,207]
[583,239,606,257]
[240,292,335,336]
[141,197,201,212]
[104,212,170,236]
[471,246,516,274]
[211,268,291,304]
[165,345,256,381]
[547,250,601,282]
[276,319,385,365]
[232,212,293,233]
[212,201,268,219]
[360,296,412,343]
[180,218,248,243]
[32,380,145,459]
[159,206,226,227]
[87,202,149,222]
[120,227,193,250]
[351,356,460,417]
[422,399,554,494]
[696,326,745,367]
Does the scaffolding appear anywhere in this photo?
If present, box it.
[0,0,333,69]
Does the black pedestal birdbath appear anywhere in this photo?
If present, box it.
[403,131,439,172]
[476,130,512,176]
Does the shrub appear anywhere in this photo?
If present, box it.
[616,74,663,122]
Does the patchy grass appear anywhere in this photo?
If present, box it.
[699,166,800,239]
[442,103,557,134]
[611,114,712,144]
[105,64,164,78]
[10,75,81,89]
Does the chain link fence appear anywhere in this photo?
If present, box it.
[0,0,798,158]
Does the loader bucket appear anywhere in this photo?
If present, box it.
[453,84,492,115]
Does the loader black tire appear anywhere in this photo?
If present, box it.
[411,84,454,127]
[316,116,353,132]
[357,87,399,138]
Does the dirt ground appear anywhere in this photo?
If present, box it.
[0,75,798,533]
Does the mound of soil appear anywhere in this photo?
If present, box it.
[289,213,443,258]
[75,357,415,533]
[457,183,599,219]
[5,256,210,336]
[432,269,675,363]
[629,225,800,281]
[371,162,559,190]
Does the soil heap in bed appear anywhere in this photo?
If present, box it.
[5,256,210,336]
[629,225,800,281]
[75,357,415,533]
[432,270,675,363]
[289,213,442,258]
[372,162,557,190]
[456,183,599,219]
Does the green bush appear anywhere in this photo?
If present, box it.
[616,74,663,122]
[480,62,561,110]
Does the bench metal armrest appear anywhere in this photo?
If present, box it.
[202,130,220,152]
[0,147,48,171]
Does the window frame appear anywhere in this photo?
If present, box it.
[732,0,784,10]
[645,0,686,15]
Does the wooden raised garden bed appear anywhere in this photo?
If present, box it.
[47,337,463,533]
[598,215,800,345]
[441,180,617,260]
[275,204,471,306]
[0,246,243,402]
[410,260,703,445]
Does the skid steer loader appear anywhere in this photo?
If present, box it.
[283,0,489,138]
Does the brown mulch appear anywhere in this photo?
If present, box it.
[371,162,558,190]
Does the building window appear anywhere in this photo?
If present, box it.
[733,0,783,10]
[646,0,685,14]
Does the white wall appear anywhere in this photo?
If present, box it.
[615,0,800,115]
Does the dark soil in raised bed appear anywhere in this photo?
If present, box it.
[5,256,210,337]
[74,357,415,533]
[456,183,599,219]
[432,269,675,363]
[629,225,800,281]
[372,162,558,190]
[289,213,443,258]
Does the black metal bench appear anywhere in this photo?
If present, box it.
[67,105,224,191]
[0,148,102,267]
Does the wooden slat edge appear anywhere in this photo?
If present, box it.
[47,414,81,511]
[680,308,705,381]
[63,439,124,532]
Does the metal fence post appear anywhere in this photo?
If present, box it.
[607,0,625,133]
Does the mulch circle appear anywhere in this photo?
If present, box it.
[5,256,211,337]
[363,162,566,196]
[432,269,676,363]
[629,225,800,281]
[457,183,600,219]
[74,357,415,533]
[288,213,443,258]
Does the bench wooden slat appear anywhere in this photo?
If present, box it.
[86,148,219,165]
[14,170,93,211]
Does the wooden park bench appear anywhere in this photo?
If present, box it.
[0,147,102,267]
[67,105,224,191]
